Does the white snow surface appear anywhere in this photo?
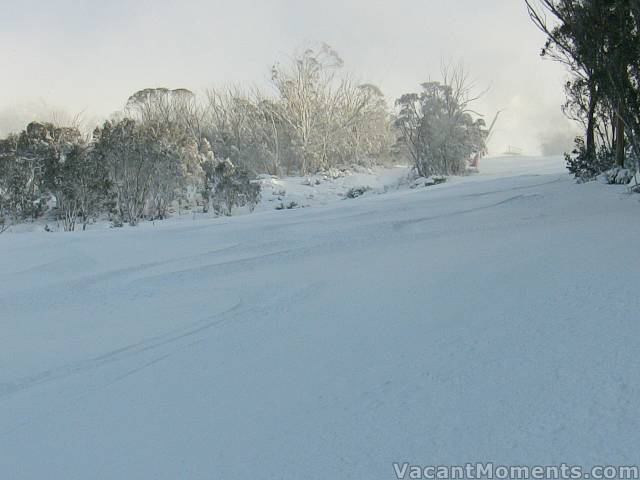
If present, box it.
[1,155,639,479]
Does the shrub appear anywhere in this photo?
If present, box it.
[345,186,371,199]
[565,137,614,182]
[203,158,261,216]
[596,166,635,185]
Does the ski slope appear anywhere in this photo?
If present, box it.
[1,156,639,479]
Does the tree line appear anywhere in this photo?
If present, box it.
[0,45,490,232]
[526,0,640,183]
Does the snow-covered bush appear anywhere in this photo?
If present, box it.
[320,168,350,181]
[410,176,447,188]
[92,117,201,225]
[345,186,371,199]
[0,141,11,232]
[0,129,48,221]
[596,166,634,185]
[275,201,299,210]
[125,89,204,221]
[565,138,615,182]
[91,119,151,226]
[202,158,261,216]
[27,123,113,231]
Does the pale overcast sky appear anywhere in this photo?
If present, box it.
[0,0,576,154]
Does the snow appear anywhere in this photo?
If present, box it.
[255,165,410,211]
[597,166,635,185]
[1,155,640,479]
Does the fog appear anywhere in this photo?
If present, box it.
[0,0,577,154]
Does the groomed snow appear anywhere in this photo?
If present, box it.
[1,156,639,479]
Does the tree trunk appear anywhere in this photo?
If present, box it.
[616,100,625,167]
[585,81,597,160]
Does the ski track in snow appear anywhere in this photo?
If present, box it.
[1,156,640,479]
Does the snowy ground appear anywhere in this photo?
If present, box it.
[255,164,410,211]
[1,155,639,479]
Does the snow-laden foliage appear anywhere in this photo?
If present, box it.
[344,186,371,199]
[564,137,615,183]
[597,166,635,185]
[0,47,500,232]
[410,176,447,189]
[202,157,261,216]
[0,122,111,231]
[395,66,488,177]
[0,90,265,230]
[202,45,397,176]
[0,128,47,222]
[92,117,202,225]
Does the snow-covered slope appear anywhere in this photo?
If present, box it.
[255,164,410,211]
[1,156,639,479]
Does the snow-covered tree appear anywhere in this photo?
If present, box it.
[0,125,51,222]
[396,65,488,177]
[92,115,202,225]
[202,156,260,216]
[200,45,397,176]
[91,119,152,225]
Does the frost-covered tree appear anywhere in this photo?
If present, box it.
[0,137,14,232]
[34,123,104,231]
[202,157,260,216]
[145,124,201,221]
[124,88,204,219]
[396,65,488,177]
[126,88,203,140]
[5,121,112,232]
[92,113,202,224]
[269,44,341,174]
[266,45,396,174]
[0,124,52,222]
[0,135,18,230]
[91,119,152,225]
[333,83,396,166]
[203,86,279,174]
[196,45,397,177]
[66,144,112,230]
